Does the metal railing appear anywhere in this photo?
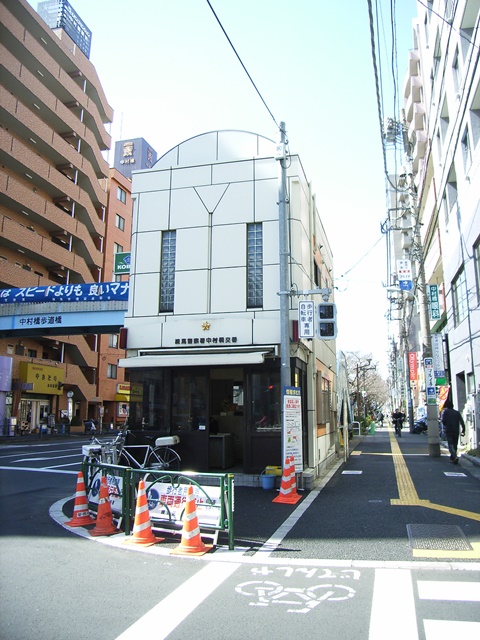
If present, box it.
[81,460,235,550]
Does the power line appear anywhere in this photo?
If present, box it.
[205,1,279,128]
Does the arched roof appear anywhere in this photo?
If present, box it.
[154,130,276,168]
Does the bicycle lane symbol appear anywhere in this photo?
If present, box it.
[235,567,358,614]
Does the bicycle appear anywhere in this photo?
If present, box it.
[82,429,181,471]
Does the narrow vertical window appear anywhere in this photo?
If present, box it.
[160,231,176,312]
[117,187,126,204]
[452,268,468,326]
[247,223,263,308]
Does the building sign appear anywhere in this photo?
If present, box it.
[431,333,446,383]
[283,386,303,471]
[397,259,413,291]
[424,358,436,405]
[298,300,315,339]
[38,0,92,58]
[114,253,131,275]
[19,362,64,395]
[174,336,238,345]
[427,284,441,320]
[0,282,129,304]
[408,352,418,381]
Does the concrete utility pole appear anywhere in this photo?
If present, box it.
[277,121,290,464]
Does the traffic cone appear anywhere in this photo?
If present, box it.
[66,471,95,527]
[90,475,121,537]
[171,485,213,556]
[273,455,302,504]
[124,479,164,546]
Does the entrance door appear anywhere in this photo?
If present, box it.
[172,371,209,471]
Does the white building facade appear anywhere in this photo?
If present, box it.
[400,0,480,448]
[120,130,337,477]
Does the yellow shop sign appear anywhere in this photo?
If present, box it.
[19,362,64,395]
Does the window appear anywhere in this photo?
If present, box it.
[445,164,457,214]
[461,127,472,172]
[474,239,480,305]
[452,268,468,326]
[109,334,119,349]
[452,47,461,95]
[107,364,117,379]
[114,242,123,254]
[250,370,280,431]
[470,81,480,147]
[117,187,126,204]
[247,223,263,308]
[160,231,176,312]
[27,349,37,358]
[316,377,330,424]
[115,214,125,231]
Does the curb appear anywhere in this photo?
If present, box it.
[461,453,480,467]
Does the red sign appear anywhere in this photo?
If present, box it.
[408,352,418,381]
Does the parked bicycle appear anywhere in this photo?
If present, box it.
[82,429,181,471]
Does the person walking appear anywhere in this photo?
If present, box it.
[441,400,465,464]
[391,408,405,437]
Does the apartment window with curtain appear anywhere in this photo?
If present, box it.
[109,334,119,349]
[247,223,263,308]
[160,231,176,312]
[114,242,123,254]
[117,187,126,204]
[115,214,125,231]
[107,364,117,379]
[452,267,468,326]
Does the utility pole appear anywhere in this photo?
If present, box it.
[277,121,290,464]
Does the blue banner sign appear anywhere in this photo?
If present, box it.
[0,282,129,305]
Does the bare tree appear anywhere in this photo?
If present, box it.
[345,351,389,421]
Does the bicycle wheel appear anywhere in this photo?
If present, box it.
[117,452,131,467]
[147,446,181,471]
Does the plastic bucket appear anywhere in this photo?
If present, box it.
[261,471,275,490]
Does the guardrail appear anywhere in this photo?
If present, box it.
[81,460,235,550]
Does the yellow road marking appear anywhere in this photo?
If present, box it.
[412,542,480,559]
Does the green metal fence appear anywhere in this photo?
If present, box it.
[81,460,235,550]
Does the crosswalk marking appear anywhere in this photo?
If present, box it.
[370,569,418,640]
[418,580,480,601]
[424,619,480,638]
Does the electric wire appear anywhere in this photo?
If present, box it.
[205,0,279,129]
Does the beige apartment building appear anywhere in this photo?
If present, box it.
[0,0,113,433]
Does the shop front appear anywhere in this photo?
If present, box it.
[125,359,306,474]
[17,362,64,433]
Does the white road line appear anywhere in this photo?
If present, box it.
[115,561,241,640]
[0,465,77,475]
[418,580,480,601]
[424,619,480,638]
[369,569,418,640]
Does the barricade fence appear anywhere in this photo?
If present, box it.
[81,460,235,550]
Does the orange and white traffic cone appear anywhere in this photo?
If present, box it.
[90,475,121,537]
[171,485,213,556]
[66,471,96,527]
[273,455,302,504]
[124,479,164,546]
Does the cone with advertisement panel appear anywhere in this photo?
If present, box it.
[273,455,302,504]
[171,485,213,556]
[66,471,96,527]
[90,475,121,536]
[124,479,164,546]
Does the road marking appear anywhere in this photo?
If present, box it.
[114,561,240,640]
[369,569,418,640]
[418,580,480,601]
[0,465,77,475]
[424,620,480,638]
[387,428,480,527]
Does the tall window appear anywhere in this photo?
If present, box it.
[461,127,472,172]
[115,214,125,231]
[160,231,176,312]
[109,334,119,349]
[114,242,123,253]
[247,223,263,308]
[452,268,468,326]
[117,187,126,204]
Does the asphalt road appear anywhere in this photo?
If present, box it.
[0,430,479,640]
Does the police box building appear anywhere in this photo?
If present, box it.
[119,130,337,479]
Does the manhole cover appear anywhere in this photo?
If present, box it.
[406,524,472,551]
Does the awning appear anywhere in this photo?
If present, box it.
[119,350,271,369]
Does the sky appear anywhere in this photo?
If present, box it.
[30,0,419,376]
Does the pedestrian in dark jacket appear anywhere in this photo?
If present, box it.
[441,400,465,464]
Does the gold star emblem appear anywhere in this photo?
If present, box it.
[201,321,211,331]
